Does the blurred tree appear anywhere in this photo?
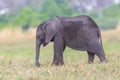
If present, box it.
[0,0,120,30]
[103,3,120,17]
[11,7,40,27]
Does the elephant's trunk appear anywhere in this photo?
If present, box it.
[35,39,41,67]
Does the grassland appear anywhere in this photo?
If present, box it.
[0,28,120,80]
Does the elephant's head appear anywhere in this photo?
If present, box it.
[35,17,61,67]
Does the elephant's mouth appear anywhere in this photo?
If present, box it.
[41,40,48,46]
[42,42,48,46]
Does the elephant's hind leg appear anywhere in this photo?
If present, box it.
[90,41,108,63]
[96,51,108,63]
[87,51,95,64]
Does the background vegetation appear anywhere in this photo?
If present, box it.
[0,0,120,30]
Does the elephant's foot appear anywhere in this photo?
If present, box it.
[97,53,108,63]
[52,60,64,66]
[100,59,108,63]
[99,56,108,63]
[35,62,41,67]
[88,61,94,64]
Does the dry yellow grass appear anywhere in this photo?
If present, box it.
[0,28,36,42]
[115,21,120,33]
[102,25,120,43]
[0,27,120,43]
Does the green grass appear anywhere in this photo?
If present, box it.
[0,39,120,80]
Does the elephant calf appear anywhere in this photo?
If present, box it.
[35,15,107,67]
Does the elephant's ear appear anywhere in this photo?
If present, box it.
[44,17,61,44]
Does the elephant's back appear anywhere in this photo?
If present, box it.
[59,15,99,29]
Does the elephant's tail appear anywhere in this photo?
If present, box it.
[97,29,105,53]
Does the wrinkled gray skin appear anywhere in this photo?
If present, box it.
[36,15,107,67]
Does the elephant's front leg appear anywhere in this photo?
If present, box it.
[52,33,65,66]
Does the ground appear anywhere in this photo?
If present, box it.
[0,28,120,80]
